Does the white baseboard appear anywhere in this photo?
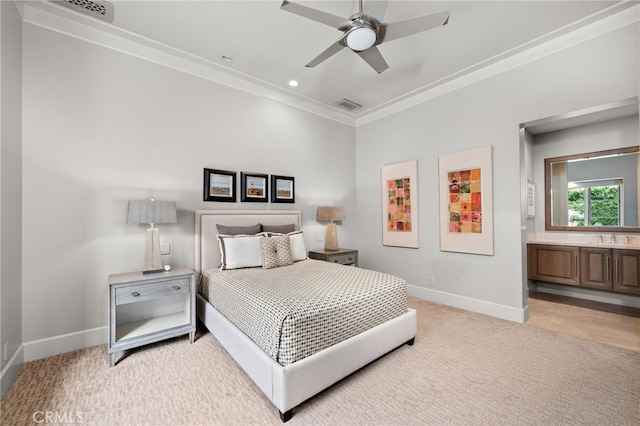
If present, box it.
[1,344,24,398]
[23,326,107,363]
[408,284,528,323]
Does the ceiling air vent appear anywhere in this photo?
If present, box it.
[334,98,362,112]
[52,0,114,23]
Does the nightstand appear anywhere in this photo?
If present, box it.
[107,267,195,367]
[308,248,358,266]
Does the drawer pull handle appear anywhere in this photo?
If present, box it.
[131,292,140,297]
[172,286,181,290]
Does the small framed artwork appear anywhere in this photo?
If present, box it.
[438,146,493,255]
[241,172,268,202]
[203,168,236,202]
[526,179,535,219]
[271,175,295,203]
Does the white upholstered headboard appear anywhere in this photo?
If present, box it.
[195,210,302,275]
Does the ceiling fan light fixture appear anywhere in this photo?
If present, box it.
[346,27,376,51]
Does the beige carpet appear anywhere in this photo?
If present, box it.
[2,298,639,425]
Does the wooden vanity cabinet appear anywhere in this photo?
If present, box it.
[612,249,640,295]
[527,244,580,286]
[580,247,612,290]
[528,244,640,295]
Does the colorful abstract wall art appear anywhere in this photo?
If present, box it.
[439,146,494,255]
[387,177,412,232]
[447,168,482,233]
[381,160,419,248]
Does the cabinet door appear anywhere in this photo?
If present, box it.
[527,244,580,286]
[580,247,612,290]
[612,249,640,295]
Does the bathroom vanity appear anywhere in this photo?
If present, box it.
[527,237,640,295]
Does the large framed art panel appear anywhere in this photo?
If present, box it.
[438,146,493,255]
[381,160,419,248]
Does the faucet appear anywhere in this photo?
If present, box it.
[598,235,603,243]
[625,236,630,245]
[610,233,616,244]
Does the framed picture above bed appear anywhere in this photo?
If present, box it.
[241,172,268,202]
[271,175,295,203]
[203,168,236,202]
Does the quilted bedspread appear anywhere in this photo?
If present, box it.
[200,259,407,366]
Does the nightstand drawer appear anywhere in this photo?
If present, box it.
[330,253,357,265]
[115,278,190,305]
[308,249,358,266]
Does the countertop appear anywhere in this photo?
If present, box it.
[527,233,640,250]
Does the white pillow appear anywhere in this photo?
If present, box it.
[267,230,307,262]
[217,233,265,270]
[289,231,307,261]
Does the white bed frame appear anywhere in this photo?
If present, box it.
[195,210,417,421]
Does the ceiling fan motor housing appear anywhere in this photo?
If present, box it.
[341,13,383,51]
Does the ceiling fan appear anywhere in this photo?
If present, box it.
[281,0,450,74]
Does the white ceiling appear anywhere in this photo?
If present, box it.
[27,1,635,121]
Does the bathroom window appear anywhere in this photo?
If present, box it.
[568,179,622,226]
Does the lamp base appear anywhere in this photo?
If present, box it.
[145,228,164,273]
[324,223,339,251]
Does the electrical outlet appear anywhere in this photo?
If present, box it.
[426,278,435,288]
[160,244,171,255]
[4,342,8,361]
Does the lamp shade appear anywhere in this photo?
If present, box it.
[316,206,345,223]
[127,198,177,225]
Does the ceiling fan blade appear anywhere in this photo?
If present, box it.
[382,10,450,43]
[362,0,389,22]
[281,0,348,29]
[306,40,347,68]
[356,46,389,74]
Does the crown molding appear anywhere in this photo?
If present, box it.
[20,1,357,127]
[356,2,639,126]
[19,1,638,128]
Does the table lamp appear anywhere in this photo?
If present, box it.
[127,198,177,274]
[317,206,345,251]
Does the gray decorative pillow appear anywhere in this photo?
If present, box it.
[216,223,261,235]
[261,223,296,234]
[259,235,294,269]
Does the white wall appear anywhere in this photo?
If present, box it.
[355,22,639,321]
[0,0,24,397]
[21,23,355,359]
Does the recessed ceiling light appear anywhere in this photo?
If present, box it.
[288,80,299,87]
[221,55,233,63]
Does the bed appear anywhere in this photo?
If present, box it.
[195,210,417,421]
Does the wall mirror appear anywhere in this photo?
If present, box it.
[545,146,639,232]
